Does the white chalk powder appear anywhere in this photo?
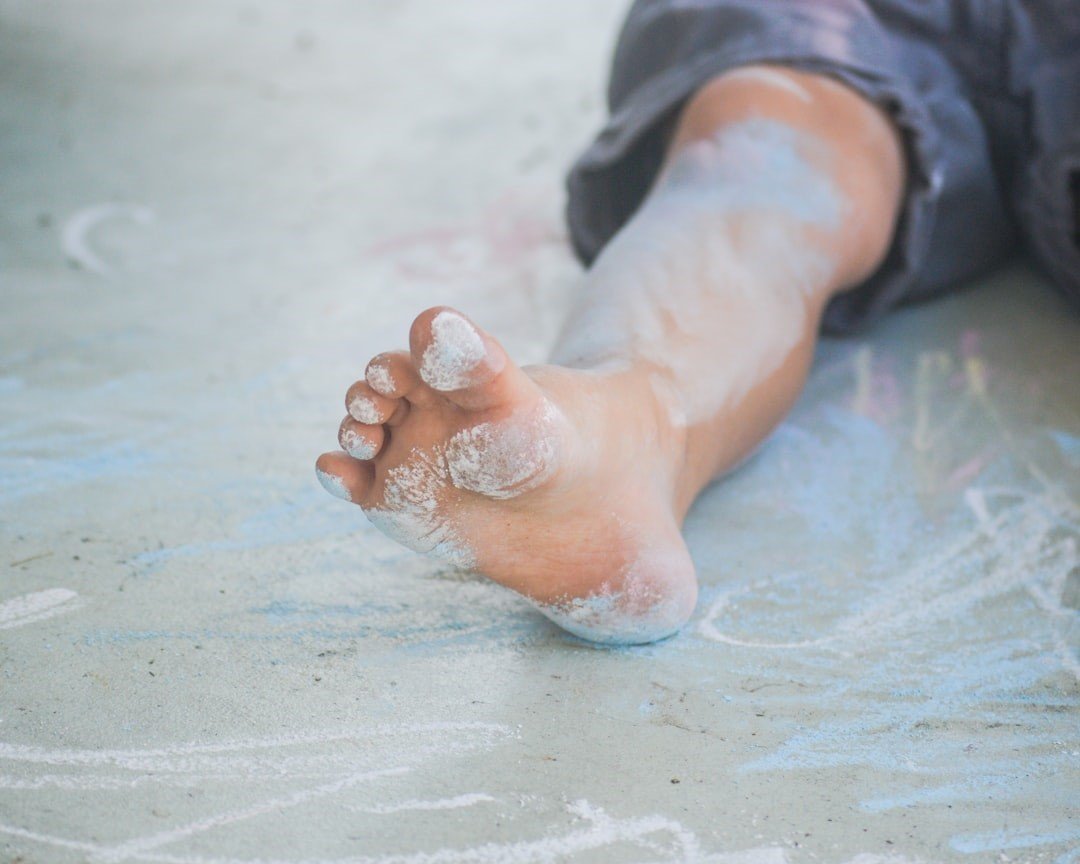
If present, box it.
[551,119,846,425]
[446,401,561,499]
[0,588,80,631]
[315,468,352,502]
[360,402,562,566]
[347,394,382,425]
[365,360,396,395]
[363,447,476,567]
[340,429,377,460]
[532,548,696,645]
[419,310,487,391]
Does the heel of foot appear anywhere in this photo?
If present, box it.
[531,548,698,645]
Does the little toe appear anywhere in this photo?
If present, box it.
[409,306,534,411]
[338,416,385,460]
[315,452,373,503]
[345,382,398,425]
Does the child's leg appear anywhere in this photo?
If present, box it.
[315,66,904,644]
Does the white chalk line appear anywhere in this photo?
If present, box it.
[61,202,155,275]
[0,770,404,791]
[347,793,494,815]
[90,767,411,863]
[0,721,516,860]
[699,486,1079,676]
[968,488,1080,681]
[0,722,514,799]
[0,587,79,631]
[0,799,789,864]
[0,721,512,770]
[0,822,100,854]
[698,499,992,648]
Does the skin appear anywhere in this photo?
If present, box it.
[315,65,905,644]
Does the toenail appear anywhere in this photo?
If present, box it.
[366,361,396,395]
[341,429,376,460]
[348,394,382,425]
[418,311,486,390]
[315,467,352,502]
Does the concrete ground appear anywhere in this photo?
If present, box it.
[1,2,1078,862]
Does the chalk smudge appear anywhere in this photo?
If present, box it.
[0,588,79,631]
[553,118,846,424]
[61,203,155,275]
[0,437,154,506]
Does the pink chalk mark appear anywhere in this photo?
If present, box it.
[868,362,902,422]
[946,449,996,491]
[366,190,563,282]
[853,354,902,424]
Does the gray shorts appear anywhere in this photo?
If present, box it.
[566,0,1080,332]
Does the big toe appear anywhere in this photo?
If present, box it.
[409,306,533,411]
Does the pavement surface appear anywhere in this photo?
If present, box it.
[2,3,1078,862]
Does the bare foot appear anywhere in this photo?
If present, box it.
[315,307,697,644]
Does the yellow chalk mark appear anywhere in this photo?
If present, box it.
[913,351,954,452]
[965,356,988,399]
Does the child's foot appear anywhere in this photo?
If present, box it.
[315,307,697,644]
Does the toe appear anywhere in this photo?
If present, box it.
[345,382,399,425]
[409,306,534,411]
[365,351,415,398]
[338,416,385,460]
[315,452,373,503]
[410,307,502,393]
[365,351,427,416]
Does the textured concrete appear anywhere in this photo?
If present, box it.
[1,3,1078,863]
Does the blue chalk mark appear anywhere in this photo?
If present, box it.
[1049,429,1080,465]
[130,484,369,573]
[0,438,156,505]
[951,828,1080,855]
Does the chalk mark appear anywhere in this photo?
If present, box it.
[0,721,517,862]
[699,486,1079,678]
[0,799,790,864]
[61,203,155,275]
[0,587,80,631]
[91,767,411,863]
[346,792,494,815]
